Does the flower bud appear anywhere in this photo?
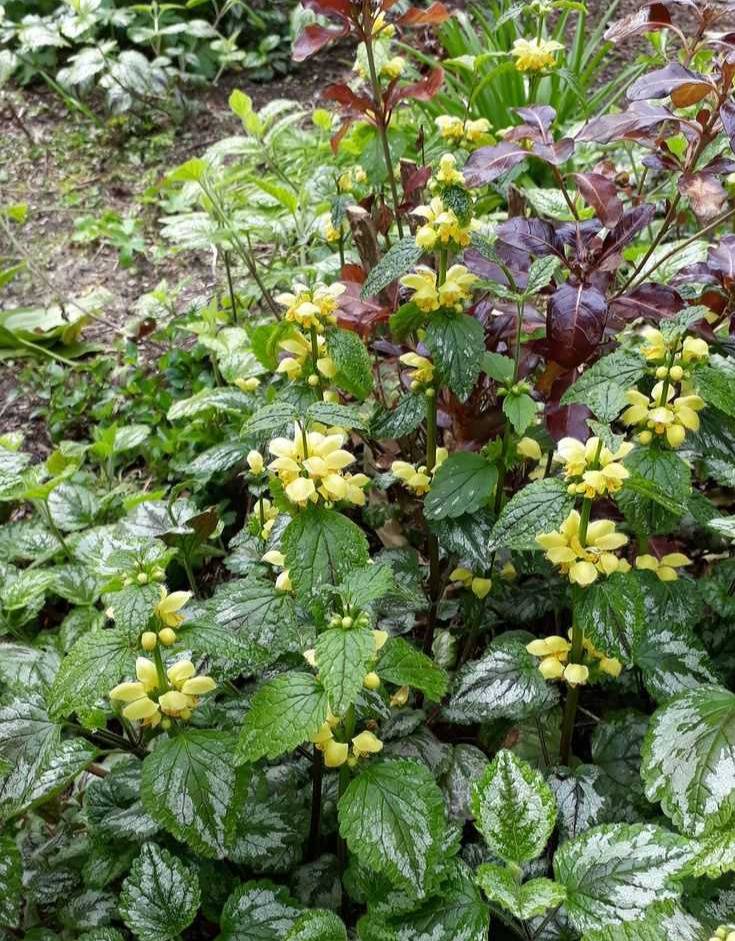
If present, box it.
[363,671,381,690]
[638,430,652,445]
[341,616,353,629]
[669,365,684,382]
[308,374,320,387]
[159,627,177,646]
[137,572,149,585]
[247,450,264,474]
[141,631,157,652]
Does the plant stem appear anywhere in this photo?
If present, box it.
[337,705,356,920]
[223,251,239,324]
[37,501,74,562]
[362,5,404,239]
[423,389,440,657]
[494,298,525,516]
[308,746,323,860]
[180,551,198,598]
[559,616,583,766]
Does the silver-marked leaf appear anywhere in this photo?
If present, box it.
[220,880,302,941]
[440,744,490,823]
[553,823,692,932]
[641,684,735,837]
[48,628,137,719]
[476,864,565,920]
[0,835,21,928]
[141,730,239,858]
[285,910,347,941]
[361,237,423,299]
[424,311,484,401]
[572,572,645,662]
[316,627,375,716]
[488,478,576,551]
[560,348,646,422]
[119,843,200,941]
[377,637,449,701]
[85,759,159,841]
[338,759,447,896]
[581,901,707,941]
[548,765,609,842]
[472,750,556,864]
[0,737,97,818]
[633,623,718,703]
[282,507,369,598]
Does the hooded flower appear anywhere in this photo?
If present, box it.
[276,282,345,333]
[622,383,704,447]
[536,510,629,586]
[154,589,191,628]
[635,552,692,582]
[411,196,475,250]
[109,656,215,726]
[554,436,633,498]
[391,448,448,495]
[511,37,563,72]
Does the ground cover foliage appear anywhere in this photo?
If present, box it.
[3,1,735,940]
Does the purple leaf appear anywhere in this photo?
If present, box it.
[609,284,684,322]
[598,205,656,266]
[463,142,529,187]
[708,236,735,279]
[547,282,608,368]
[572,172,624,228]
[627,63,712,103]
[678,172,728,222]
[533,138,575,166]
[496,218,563,258]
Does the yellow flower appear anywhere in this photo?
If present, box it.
[381,55,405,80]
[555,436,633,498]
[390,685,410,707]
[247,450,264,474]
[500,561,517,580]
[640,326,667,361]
[563,663,589,687]
[635,552,691,582]
[471,577,492,599]
[401,266,439,312]
[536,510,629,586]
[371,11,394,37]
[392,460,432,495]
[155,588,191,628]
[517,437,542,461]
[622,384,704,447]
[267,426,365,508]
[450,567,491,598]
[412,196,474,250]
[109,656,214,726]
[373,629,389,651]
[400,351,434,385]
[338,171,354,193]
[236,377,261,392]
[511,37,563,72]
[159,628,177,646]
[463,118,490,142]
[433,153,464,187]
[539,657,565,680]
[252,497,279,539]
[681,335,709,364]
[437,265,477,309]
[275,282,345,333]
[352,730,383,758]
[599,656,622,677]
[324,739,349,767]
[363,671,381,690]
[435,114,465,141]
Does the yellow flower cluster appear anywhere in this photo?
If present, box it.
[392,447,448,495]
[110,657,216,726]
[321,214,349,243]
[435,115,491,146]
[449,567,492,599]
[430,153,465,189]
[536,511,629,587]
[236,376,261,392]
[338,166,368,193]
[249,491,279,539]
[276,331,336,384]
[554,436,633,499]
[400,264,478,313]
[635,552,691,581]
[622,382,704,448]
[276,282,344,333]
[141,588,191,651]
[709,925,735,941]
[412,196,477,251]
[268,426,368,507]
[310,723,383,767]
[511,37,563,72]
[640,327,709,375]
[526,634,622,685]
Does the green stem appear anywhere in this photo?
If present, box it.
[180,552,199,598]
[578,497,593,546]
[223,250,239,324]
[152,644,170,693]
[423,390,440,657]
[309,324,322,388]
[38,501,73,562]
[494,299,525,515]
[559,616,583,765]
[337,705,356,919]
[308,746,323,860]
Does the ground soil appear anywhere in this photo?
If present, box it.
[0,0,709,455]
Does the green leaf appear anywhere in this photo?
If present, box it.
[572,572,645,661]
[694,364,735,417]
[424,311,484,401]
[553,823,692,933]
[316,627,375,715]
[245,402,298,435]
[340,564,396,608]
[361,237,423,298]
[482,351,514,384]
[237,672,329,762]
[641,684,735,837]
[502,391,536,435]
[48,482,100,531]
[561,349,647,422]
[441,744,490,823]
[687,827,735,878]
[282,506,369,597]
[476,865,565,920]
[167,388,252,421]
[428,511,494,571]
[446,639,558,723]
[48,628,136,719]
[0,836,21,928]
[307,401,369,431]
[370,394,426,439]
[119,843,200,941]
[0,737,97,818]
[526,255,562,295]
[488,478,576,551]
[327,328,373,400]
[424,452,497,521]
[285,910,347,941]
[107,583,159,643]
[85,759,159,841]
[548,765,609,842]
[577,902,706,941]
[633,623,718,703]
[357,859,489,940]
[620,472,688,516]
[378,637,449,701]
[616,447,690,535]
[338,759,447,896]
[472,750,556,864]
[220,880,302,941]
[141,730,240,858]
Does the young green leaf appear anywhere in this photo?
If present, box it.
[119,843,200,941]
[316,627,375,716]
[282,507,369,597]
[338,759,447,896]
[476,864,565,920]
[327,328,373,400]
[471,750,556,864]
[502,390,536,435]
[488,478,576,551]
[424,452,497,521]
[378,637,449,700]
[572,571,645,661]
[237,673,329,762]
[560,348,647,422]
[424,311,484,401]
[482,351,515,384]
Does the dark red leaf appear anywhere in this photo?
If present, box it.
[396,2,451,25]
[708,235,735,278]
[324,82,375,114]
[341,263,366,283]
[678,172,728,221]
[302,0,352,20]
[572,172,624,228]
[720,98,735,154]
[464,250,528,290]
[463,142,529,187]
[292,24,349,62]
[627,63,712,103]
[337,282,391,336]
[496,217,563,258]
[598,205,656,266]
[386,67,444,108]
[532,137,575,167]
[513,105,556,140]
[577,102,673,144]
[547,282,608,368]
[604,3,671,42]
[609,284,684,322]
